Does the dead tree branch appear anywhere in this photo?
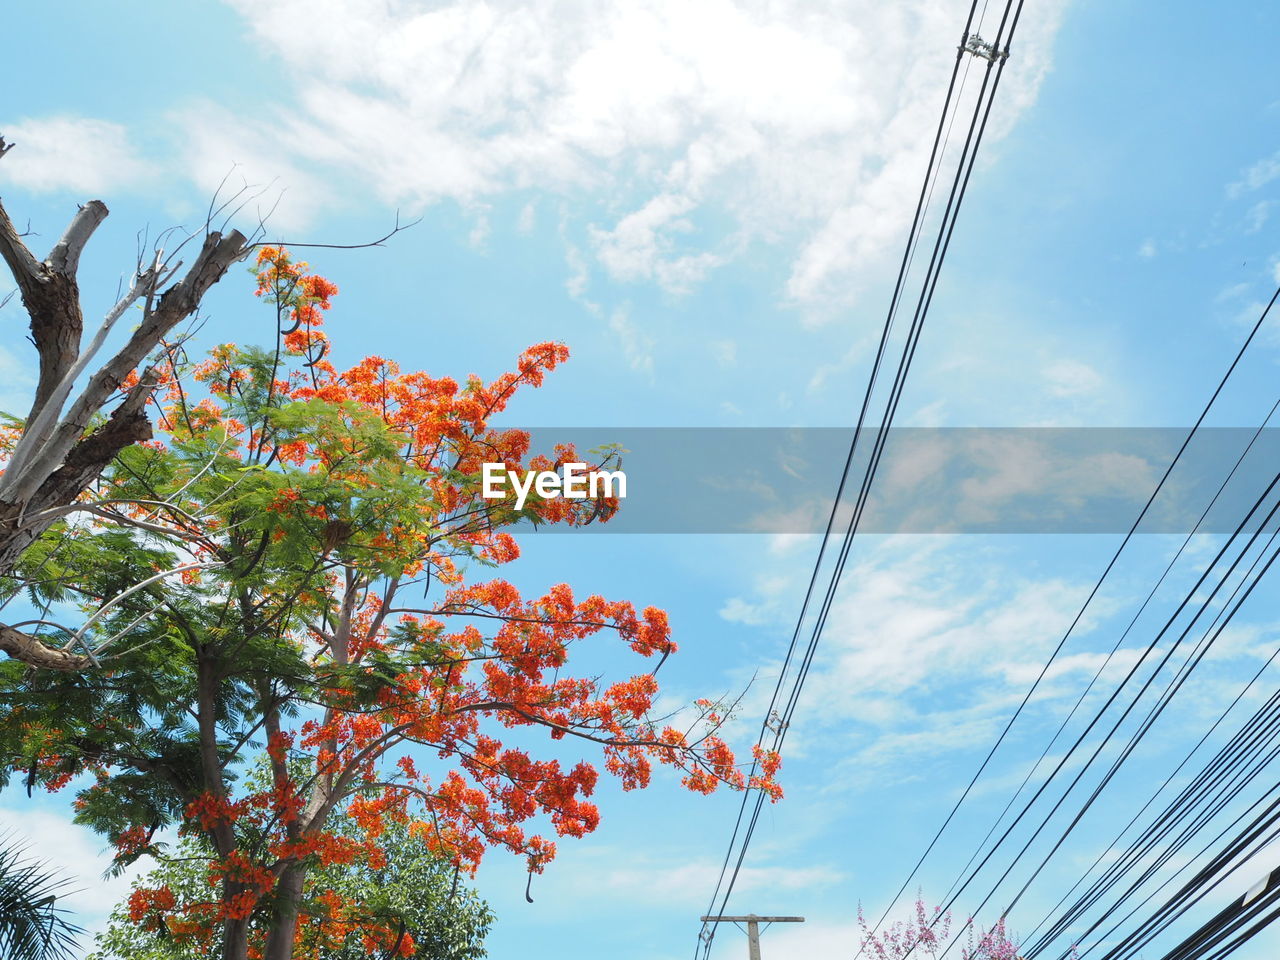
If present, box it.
[0,133,250,670]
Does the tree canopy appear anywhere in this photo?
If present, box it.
[0,248,779,960]
[90,805,493,960]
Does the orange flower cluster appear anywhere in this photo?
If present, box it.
[210,851,277,920]
[295,889,416,958]
[128,886,176,925]
[113,824,152,856]
[186,791,244,831]
[255,247,338,360]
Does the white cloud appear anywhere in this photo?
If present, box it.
[1138,238,1157,259]
[211,0,1066,308]
[173,102,332,233]
[1228,149,1280,198]
[589,192,726,293]
[720,596,770,625]
[609,307,655,376]
[712,339,738,367]
[808,341,863,393]
[856,432,1155,533]
[720,573,792,626]
[877,431,952,497]
[564,242,593,303]
[717,539,1111,770]
[765,918,865,957]
[1244,199,1271,233]
[1217,281,1253,302]
[1203,622,1278,663]
[1043,359,1104,399]
[896,304,1127,426]
[555,846,843,907]
[517,200,538,234]
[0,805,147,942]
[721,527,1280,798]
[769,531,815,556]
[468,208,492,249]
[601,856,842,905]
[0,116,153,194]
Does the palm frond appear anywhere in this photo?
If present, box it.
[0,833,84,960]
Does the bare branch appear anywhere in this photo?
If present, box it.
[253,211,421,251]
[0,373,157,586]
[90,600,168,657]
[0,197,42,291]
[7,619,78,634]
[0,258,159,493]
[76,506,211,544]
[17,497,206,532]
[46,201,109,277]
[0,228,249,509]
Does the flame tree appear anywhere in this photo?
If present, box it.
[0,250,780,960]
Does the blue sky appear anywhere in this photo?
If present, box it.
[3,0,1280,958]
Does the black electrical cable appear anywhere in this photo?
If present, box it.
[922,471,1280,960]
[997,521,1280,920]
[865,240,1280,960]
[870,284,1280,960]
[779,4,1014,741]
[1187,879,1280,960]
[1063,733,1280,960]
[705,6,1025,955]
[1013,537,1280,960]
[1024,665,1280,957]
[696,1,1019,954]
[1079,756,1280,960]
[901,465,1280,960]
[1011,553,1280,958]
[1017,397,1280,954]
[1024,539,1280,957]
[943,394,1280,916]
[1095,777,1280,960]
[692,4,983,949]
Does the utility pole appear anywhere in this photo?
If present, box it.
[699,915,805,960]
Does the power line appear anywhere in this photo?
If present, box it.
[1157,863,1280,960]
[867,270,1279,957]
[1091,762,1280,960]
[1019,698,1280,958]
[694,14,977,932]
[1022,537,1280,954]
[910,300,1280,960]
[962,393,1280,942]
[1020,525,1280,958]
[1022,604,1280,957]
[698,3,1032,955]
[929,465,1280,955]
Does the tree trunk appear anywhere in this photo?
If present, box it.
[195,648,256,960]
[263,861,309,960]
[220,885,252,960]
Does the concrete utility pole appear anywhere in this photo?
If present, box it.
[700,915,805,960]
